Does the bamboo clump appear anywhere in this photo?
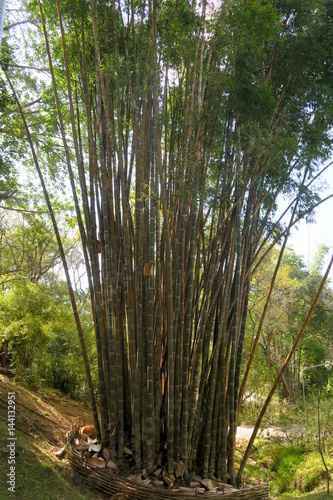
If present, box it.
[8,0,332,489]
[67,422,269,500]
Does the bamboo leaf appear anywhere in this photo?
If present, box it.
[123,446,134,457]
[200,478,217,491]
[89,444,102,452]
[177,461,186,477]
[73,444,89,451]
[106,459,119,472]
[80,425,96,438]
[87,436,97,444]
[103,447,111,461]
[88,457,106,468]
[163,471,175,489]
[144,262,150,276]
[55,447,66,459]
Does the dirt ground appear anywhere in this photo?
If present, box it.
[0,373,109,499]
[0,372,93,446]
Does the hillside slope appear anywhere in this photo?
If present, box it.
[0,374,331,500]
[0,374,106,499]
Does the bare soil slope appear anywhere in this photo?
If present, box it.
[0,373,106,499]
[0,373,92,445]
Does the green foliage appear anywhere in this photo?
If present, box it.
[248,442,333,496]
[295,454,333,494]
[0,42,18,201]
[0,209,76,286]
[273,445,307,494]
[0,279,95,397]
[0,208,95,397]
[244,245,333,405]
[158,0,200,64]
[239,392,284,426]
[224,0,281,124]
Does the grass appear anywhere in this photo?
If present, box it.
[277,492,332,499]
[240,440,332,499]
[0,420,105,499]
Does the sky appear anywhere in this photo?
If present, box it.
[287,163,333,272]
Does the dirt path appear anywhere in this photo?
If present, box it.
[236,426,287,440]
[0,373,93,446]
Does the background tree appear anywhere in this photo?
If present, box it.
[0,278,97,395]
[248,246,333,401]
[0,207,96,394]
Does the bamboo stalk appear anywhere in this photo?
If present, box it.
[181,183,198,468]
[226,120,242,486]
[96,80,117,449]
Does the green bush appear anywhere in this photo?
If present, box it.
[295,453,333,493]
[271,445,306,494]
[250,442,332,497]
[0,281,96,398]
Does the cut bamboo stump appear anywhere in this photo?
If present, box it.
[67,421,269,500]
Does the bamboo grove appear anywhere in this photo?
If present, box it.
[5,0,333,486]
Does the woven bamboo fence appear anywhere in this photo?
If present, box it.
[66,422,269,499]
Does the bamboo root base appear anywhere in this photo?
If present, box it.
[67,421,269,500]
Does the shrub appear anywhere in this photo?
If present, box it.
[295,452,333,493]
